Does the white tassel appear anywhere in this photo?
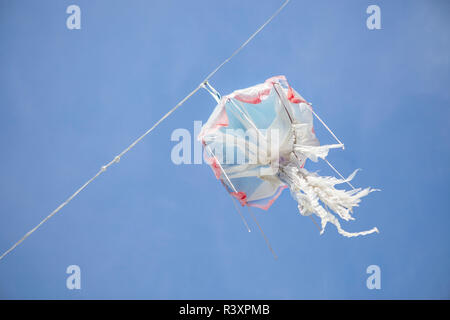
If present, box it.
[293,143,343,162]
[279,155,379,238]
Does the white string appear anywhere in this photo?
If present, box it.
[324,158,356,190]
[0,0,291,261]
[202,0,291,82]
[308,104,345,149]
[247,206,278,259]
[305,106,356,190]
[305,104,355,190]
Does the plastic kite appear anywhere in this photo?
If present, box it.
[0,1,378,262]
[199,76,379,238]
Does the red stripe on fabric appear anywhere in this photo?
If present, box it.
[287,86,305,104]
[231,191,248,206]
[247,185,287,210]
[198,106,229,143]
[264,75,287,84]
[214,107,229,128]
[233,88,272,104]
[204,155,222,179]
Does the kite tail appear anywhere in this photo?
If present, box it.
[279,158,379,237]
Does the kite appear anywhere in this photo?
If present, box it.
[0,1,377,262]
[199,76,379,238]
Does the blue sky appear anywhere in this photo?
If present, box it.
[0,0,449,299]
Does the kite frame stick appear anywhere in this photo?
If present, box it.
[228,98,267,140]
[305,103,358,190]
[323,158,356,190]
[0,0,291,261]
[202,83,279,258]
[273,83,355,191]
[307,107,357,190]
[273,83,322,232]
[247,206,278,259]
[202,82,280,257]
[207,147,277,259]
[206,145,251,233]
[230,195,252,233]
[273,83,323,232]
[308,104,345,150]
